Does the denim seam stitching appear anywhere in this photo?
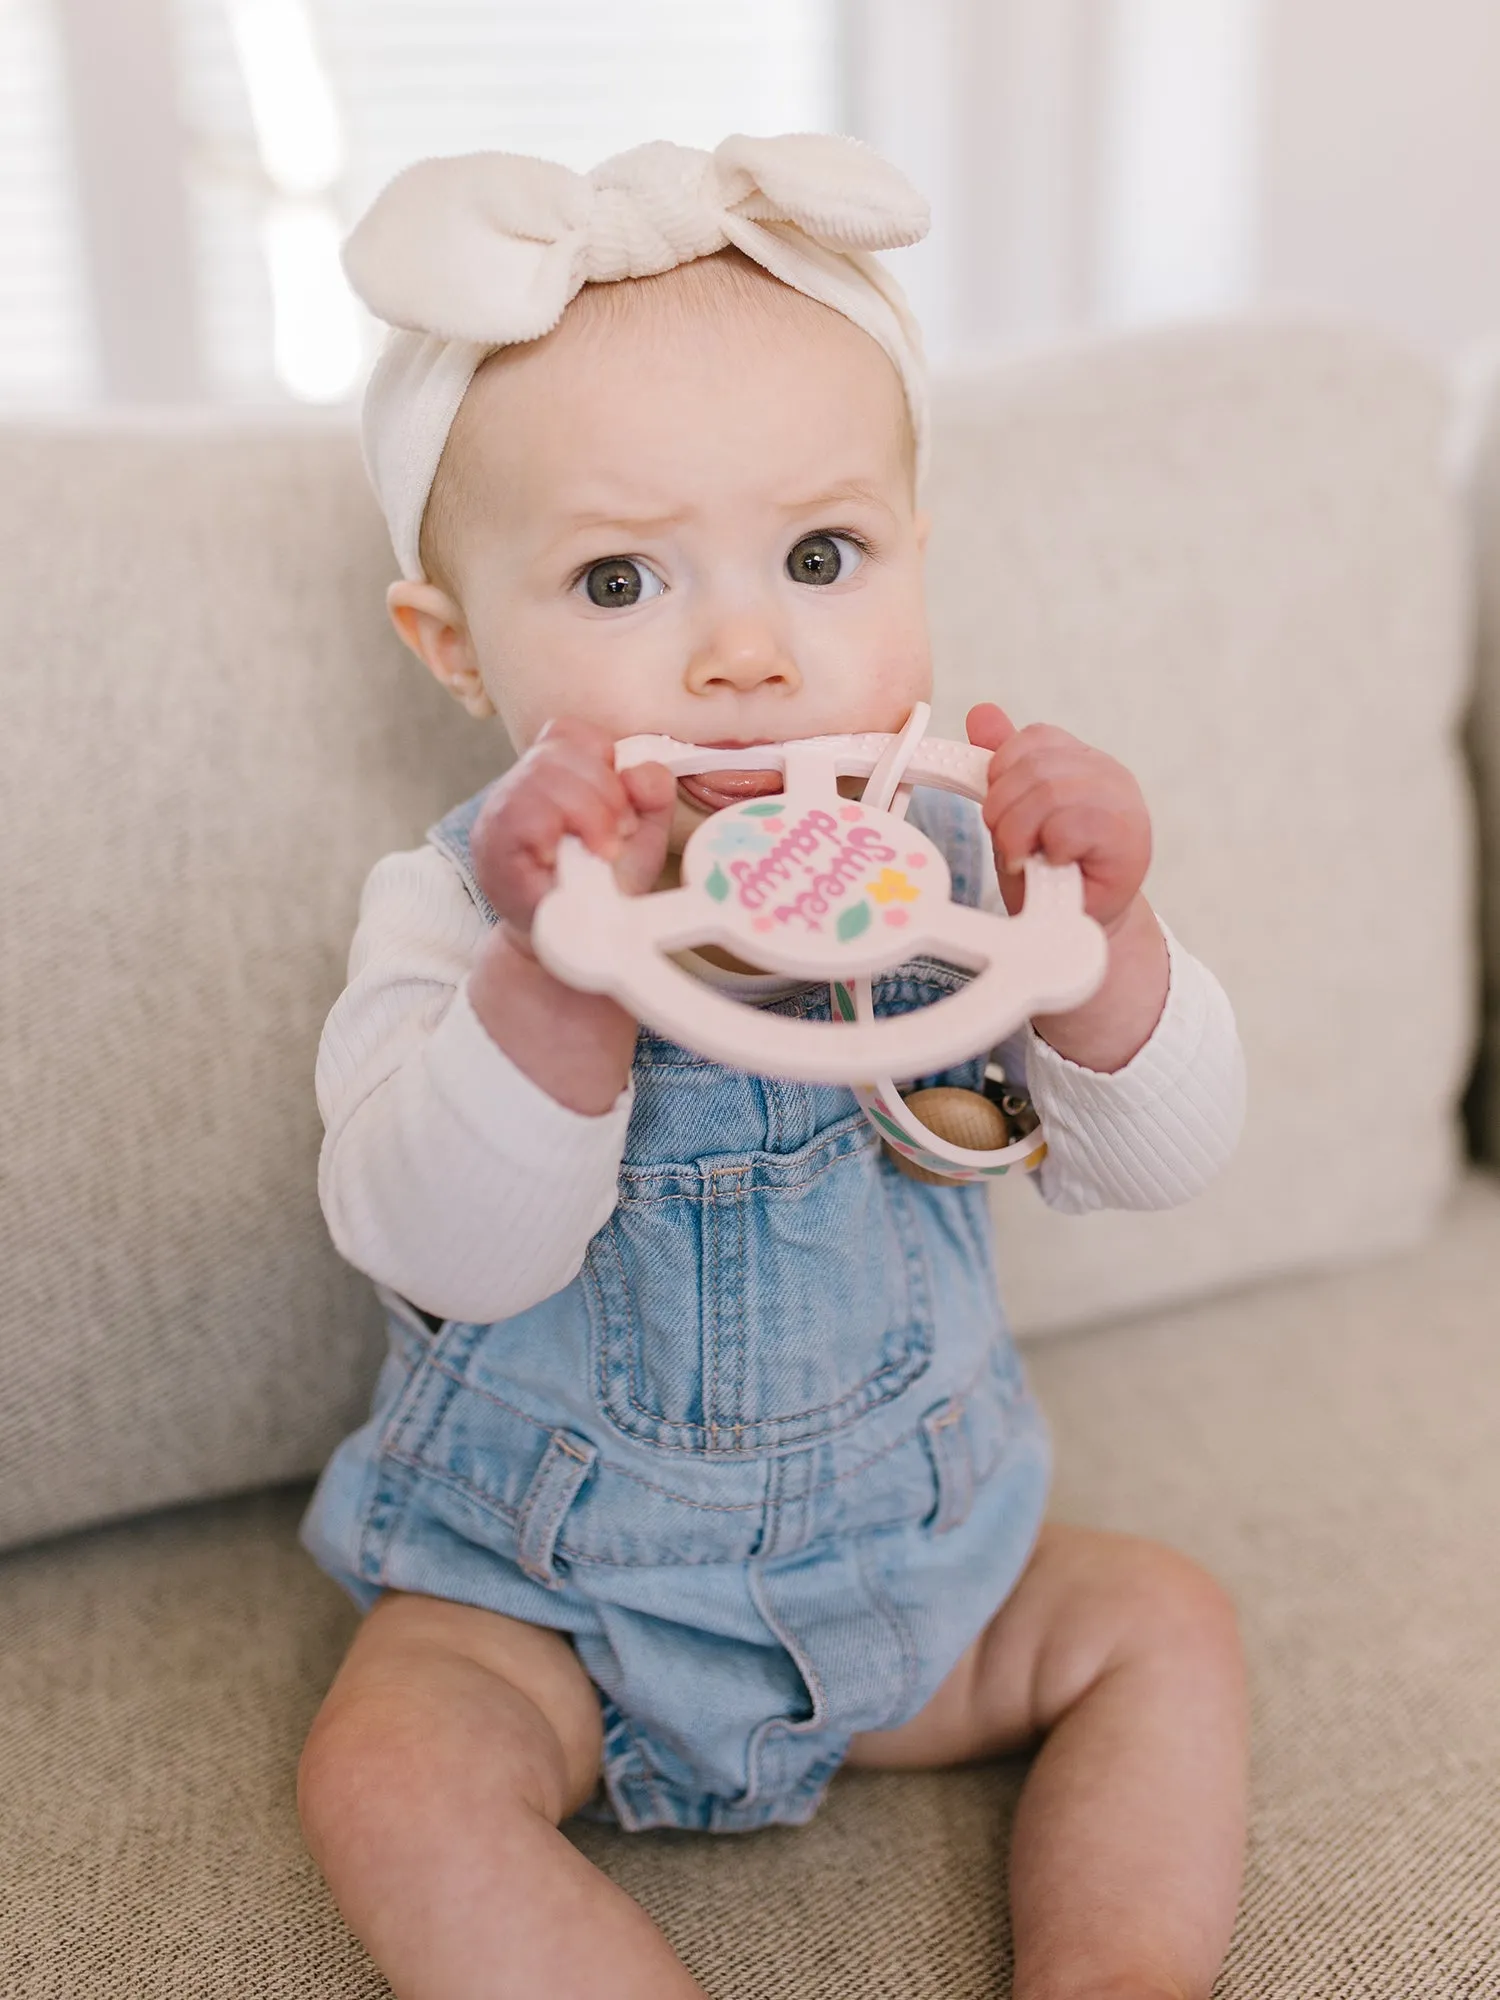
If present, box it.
[613,1119,875,1202]
[377,1440,939,1572]
[381,1443,793,1567]
[853,1527,922,1728]
[359,1318,475,1583]
[707,1158,748,1445]
[921,1400,971,1534]
[383,1341,1009,1538]
[590,1219,929,1447]
[704,1161,724,1445]
[599,1697,674,1829]
[381,1316,479,1464]
[742,1565,833,1809]
[603,1336,929,1444]
[888,1169,936,1353]
[356,1462,409,1588]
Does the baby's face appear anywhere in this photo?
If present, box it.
[425,274,931,839]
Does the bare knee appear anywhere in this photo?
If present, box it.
[297,1596,602,1870]
[1028,1531,1244,1727]
[1110,1538,1241,1659]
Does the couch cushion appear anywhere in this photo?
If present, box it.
[0,324,1477,1551]
[1468,362,1500,1162]
[0,424,506,1552]
[3,1170,1497,1999]
[928,327,1475,1335]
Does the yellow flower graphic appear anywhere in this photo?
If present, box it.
[867,867,919,906]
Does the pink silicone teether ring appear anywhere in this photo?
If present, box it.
[530,708,1109,1121]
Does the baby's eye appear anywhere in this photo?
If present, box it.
[786,533,865,587]
[578,557,665,609]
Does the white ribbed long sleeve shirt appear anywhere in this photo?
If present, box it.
[316,844,1246,1324]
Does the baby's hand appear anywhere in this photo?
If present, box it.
[471,717,675,952]
[968,701,1151,936]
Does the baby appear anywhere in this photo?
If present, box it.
[298,136,1249,2000]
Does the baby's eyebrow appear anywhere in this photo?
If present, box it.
[778,479,897,519]
[554,507,684,540]
[543,479,897,556]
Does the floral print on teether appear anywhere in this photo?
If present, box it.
[688,794,945,953]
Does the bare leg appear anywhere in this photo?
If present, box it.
[847,1524,1248,2000]
[297,1592,705,2000]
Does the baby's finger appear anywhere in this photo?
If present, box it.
[530,715,636,800]
[470,787,569,931]
[982,723,1086,788]
[501,762,626,867]
[989,772,1097,873]
[620,759,677,822]
[614,764,676,896]
[529,736,635,833]
[979,746,1087,829]
[498,844,567,927]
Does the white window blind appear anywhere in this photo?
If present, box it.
[1,0,843,409]
[0,0,90,405]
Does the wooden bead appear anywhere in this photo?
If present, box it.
[884,1086,1012,1185]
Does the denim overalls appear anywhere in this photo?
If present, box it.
[301,785,1052,1832]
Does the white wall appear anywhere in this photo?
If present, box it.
[1259,0,1500,356]
[850,0,1500,365]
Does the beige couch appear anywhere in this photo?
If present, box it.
[4,324,1499,1998]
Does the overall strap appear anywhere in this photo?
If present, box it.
[427,780,502,928]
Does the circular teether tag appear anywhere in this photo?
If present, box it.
[681,790,951,982]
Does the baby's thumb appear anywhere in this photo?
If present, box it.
[966,702,1018,756]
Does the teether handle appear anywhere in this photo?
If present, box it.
[533,837,1106,1084]
[613,729,990,803]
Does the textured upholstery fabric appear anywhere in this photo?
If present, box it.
[0,425,505,1552]
[4,1171,1498,1999]
[926,328,1476,1335]
[0,324,1478,1555]
[1469,369,1500,1162]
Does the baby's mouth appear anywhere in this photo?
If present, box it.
[676,765,786,816]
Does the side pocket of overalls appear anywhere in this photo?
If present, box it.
[917,1328,1043,1539]
[919,1397,975,1534]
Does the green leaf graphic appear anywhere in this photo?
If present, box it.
[742,801,784,817]
[705,864,730,902]
[832,983,855,1021]
[836,900,871,942]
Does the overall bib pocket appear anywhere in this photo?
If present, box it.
[586,1109,936,1455]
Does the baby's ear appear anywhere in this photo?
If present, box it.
[386,580,497,719]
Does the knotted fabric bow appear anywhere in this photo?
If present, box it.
[344,134,932,579]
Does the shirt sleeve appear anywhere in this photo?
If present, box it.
[981,874,1246,1215]
[315,844,635,1323]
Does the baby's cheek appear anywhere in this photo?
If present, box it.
[844,598,931,710]
[479,669,542,754]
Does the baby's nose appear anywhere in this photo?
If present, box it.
[684,612,801,696]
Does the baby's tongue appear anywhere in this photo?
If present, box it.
[678,767,785,814]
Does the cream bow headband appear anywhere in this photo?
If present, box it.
[343,133,932,580]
